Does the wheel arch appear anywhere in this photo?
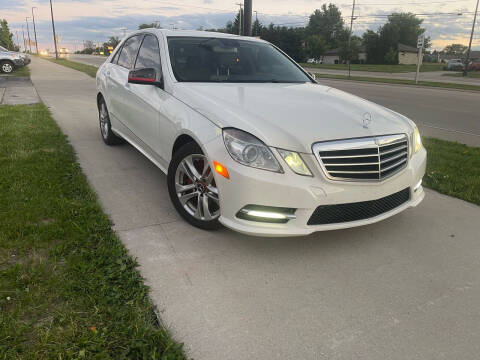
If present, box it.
[172,134,199,156]
[96,92,104,109]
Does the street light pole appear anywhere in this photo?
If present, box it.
[32,7,39,54]
[22,25,27,53]
[463,0,479,76]
[25,17,32,53]
[49,0,59,59]
[236,3,243,35]
[347,0,356,78]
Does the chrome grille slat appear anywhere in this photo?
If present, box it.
[313,134,409,182]
[324,162,380,166]
[379,144,408,155]
[381,158,407,172]
[381,151,408,163]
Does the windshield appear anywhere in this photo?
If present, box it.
[167,37,312,83]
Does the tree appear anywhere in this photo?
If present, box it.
[0,19,18,51]
[339,35,362,63]
[379,13,429,52]
[442,44,468,55]
[305,35,326,60]
[384,47,398,64]
[306,4,348,49]
[252,18,263,37]
[259,25,306,62]
[364,13,428,64]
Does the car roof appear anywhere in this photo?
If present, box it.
[129,29,267,43]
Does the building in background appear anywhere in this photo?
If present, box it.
[398,43,421,65]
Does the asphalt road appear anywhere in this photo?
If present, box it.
[319,79,480,147]
[30,56,480,360]
[65,54,108,67]
[65,55,480,146]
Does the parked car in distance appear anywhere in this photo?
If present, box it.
[96,30,426,237]
[307,58,322,64]
[0,46,30,74]
[466,60,480,71]
[446,59,465,71]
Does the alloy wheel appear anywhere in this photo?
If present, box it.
[2,63,13,73]
[175,154,220,221]
[99,102,109,140]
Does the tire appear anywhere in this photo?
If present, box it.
[98,98,124,145]
[1,61,14,74]
[168,142,221,231]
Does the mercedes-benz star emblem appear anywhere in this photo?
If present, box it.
[362,112,372,129]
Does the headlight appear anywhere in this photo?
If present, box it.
[413,124,422,154]
[277,149,312,176]
[223,128,283,173]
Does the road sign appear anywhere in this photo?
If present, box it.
[417,34,425,49]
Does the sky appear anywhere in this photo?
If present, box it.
[1,0,479,52]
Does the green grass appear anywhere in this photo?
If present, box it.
[0,65,30,78]
[0,104,185,359]
[45,58,98,77]
[313,73,480,92]
[301,63,444,73]
[423,138,480,205]
[443,71,480,78]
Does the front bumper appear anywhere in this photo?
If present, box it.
[12,58,27,67]
[204,135,427,237]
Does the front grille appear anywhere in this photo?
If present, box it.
[307,188,410,225]
[313,134,409,181]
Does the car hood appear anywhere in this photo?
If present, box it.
[172,82,413,153]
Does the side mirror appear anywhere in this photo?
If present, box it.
[128,68,163,88]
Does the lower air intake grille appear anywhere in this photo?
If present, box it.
[307,188,410,225]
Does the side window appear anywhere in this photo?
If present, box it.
[117,35,142,69]
[135,35,161,73]
[111,45,123,64]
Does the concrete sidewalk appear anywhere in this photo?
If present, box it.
[30,56,480,360]
[0,76,40,105]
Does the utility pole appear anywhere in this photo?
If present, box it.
[22,25,26,53]
[50,0,59,59]
[347,0,356,77]
[15,31,20,51]
[253,10,258,36]
[25,17,32,53]
[120,27,127,38]
[32,7,39,54]
[464,0,479,76]
[244,0,252,36]
[236,3,243,36]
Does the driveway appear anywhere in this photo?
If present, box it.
[29,57,480,360]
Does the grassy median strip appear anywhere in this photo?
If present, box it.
[423,138,480,205]
[44,57,98,77]
[302,63,444,73]
[1,66,30,78]
[313,73,480,92]
[0,104,185,359]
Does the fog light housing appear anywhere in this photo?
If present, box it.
[414,179,422,193]
[236,205,296,224]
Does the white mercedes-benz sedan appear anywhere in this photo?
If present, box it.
[96,29,426,237]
